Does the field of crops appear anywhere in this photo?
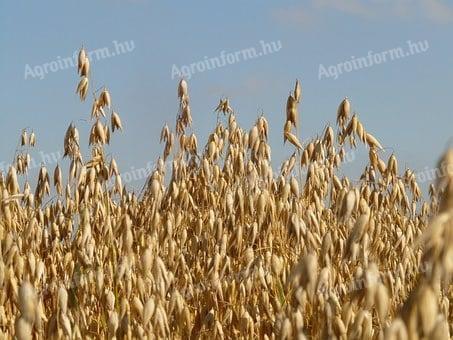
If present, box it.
[0,48,451,339]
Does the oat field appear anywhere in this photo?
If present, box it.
[0,48,451,339]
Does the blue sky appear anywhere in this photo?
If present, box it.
[1,0,452,190]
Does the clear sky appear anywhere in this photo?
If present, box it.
[1,0,452,191]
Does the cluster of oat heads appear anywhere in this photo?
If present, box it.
[76,47,90,101]
[0,47,451,339]
[175,79,193,136]
[283,79,302,150]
